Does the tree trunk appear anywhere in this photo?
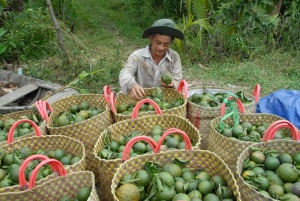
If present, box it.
[45,0,70,64]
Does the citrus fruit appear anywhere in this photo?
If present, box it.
[258,190,271,197]
[188,190,202,199]
[293,153,300,165]
[60,156,72,165]
[198,180,214,195]
[116,183,140,201]
[242,170,255,180]
[210,175,226,187]
[250,150,265,164]
[70,104,79,114]
[133,142,147,153]
[134,170,150,187]
[267,174,284,185]
[3,153,13,166]
[117,104,128,113]
[283,182,294,193]
[264,156,280,170]
[109,140,119,152]
[278,152,293,164]
[57,195,72,201]
[241,121,252,132]
[54,149,65,160]
[182,170,195,182]
[166,137,179,149]
[160,171,175,187]
[172,193,190,201]
[79,101,90,110]
[216,186,233,199]
[57,115,70,127]
[279,193,300,201]
[77,186,92,201]
[277,163,299,183]
[268,183,284,199]
[0,120,4,129]
[196,171,211,182]
[187,180,199,193]
[255,176,269,191]
[175,181,185,193]
[156,185,176,201]
[163,163,182,178]
[232,125,244,138]
[8,164,20,183]
[203,193,220,201]
[77,110,90,119]
[0,169,7,182]
[191,93,202,102]
[222,128,232,137]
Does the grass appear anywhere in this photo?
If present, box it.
[2,0,300,97]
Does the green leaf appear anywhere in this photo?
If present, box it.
[0,45,7,55]
[79,71,90,80]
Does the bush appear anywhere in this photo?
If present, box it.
[1,7,56,62]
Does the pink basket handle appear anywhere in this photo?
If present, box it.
[252,84,261,103]
[35,100,53,123]
[262,120,300,141]
[18,154,58,190]
[109,92,117,114]
[220,96,245,116]
[7,119,42,144]
[103,85,112,105]
[122,136,158,162]
[131,98,163,119]
[28,159,66,189]
[155,128,192,152]
[177,79,188,99]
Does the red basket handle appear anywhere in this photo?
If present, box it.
[252,84,261,103]
[131,98,163,119]
[7,119,42,144]
[35,100,53,123]
[109,92,117,114]
[103,85,112,105]
[122,136,158,162]
[262,120,300,141]
[220,96,245,116]
[28,159,66,189]
[155,128,192,152]
[177,79,188,99]
[18,154,58,190]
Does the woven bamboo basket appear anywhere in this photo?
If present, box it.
[0,109,47,146]
[0,119,86,194]
[187,85,260,150]
[93,114,200,201]
[46,94,113,179]
[112,149,241,201]
[236,120,300,201]
[207,113,284,176]
[109,87,187,122]
[0,157,99,201]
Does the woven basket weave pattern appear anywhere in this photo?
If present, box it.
[47,94,113,180]
[94,114,200,201]
[0,110,47,146]
[207,113,284,175]
[187,87,257,150]
[236,140,300,201]
[0,135,86,194]
[113,88,187,122]
[111,150,241,201]
[0,171,99,201]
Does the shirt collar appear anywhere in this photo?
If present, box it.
[142,45,172,62]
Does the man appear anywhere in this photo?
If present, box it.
[119,18,184,100]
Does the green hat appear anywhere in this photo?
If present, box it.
[142,19,184,40]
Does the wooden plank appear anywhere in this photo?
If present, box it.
[0,84,39,107]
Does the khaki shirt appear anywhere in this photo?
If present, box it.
[119,45,183,94]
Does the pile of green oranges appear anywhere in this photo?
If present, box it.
[0,146,81,188]
[53,101,104,127]
[241,148,300,200]
[216,121,291,142]
[0,114,43,142]
[116,159,236,201]
[99,125,194,160]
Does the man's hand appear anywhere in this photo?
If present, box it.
[130,84,146,100]
[160,80,174,88]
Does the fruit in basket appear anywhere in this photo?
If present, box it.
[116,159,235,201]
[116,183,140,201]
[188,89,252,108]
[53,101,104,127]
[57,186,91,201]
[241,148,300,199]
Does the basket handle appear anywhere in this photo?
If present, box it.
[28,159,66,189]
[18,154,59,190]
[220,96,245,116]
[252,84,261,103]
[262,120,300,141]
[131,98,163,119]
[7,119,42,144]
[122,136,158,162]
[103,85,112,105]
[109,92,117,114]
[177,79,188,99]
[35,100,53,123]
[155,128,192,152]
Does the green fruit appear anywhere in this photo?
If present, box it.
[161,71,173,85]
[77,186,92,201]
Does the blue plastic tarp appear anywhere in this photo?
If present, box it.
[256,89,300,129]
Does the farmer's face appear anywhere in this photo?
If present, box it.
[149,34,172,58]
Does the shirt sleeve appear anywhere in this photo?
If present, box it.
[119,52,139,95]
[169,51,183,90]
